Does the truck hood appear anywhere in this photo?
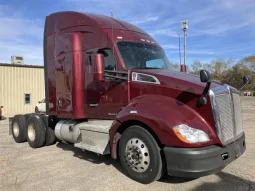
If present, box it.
[131,69,222,94]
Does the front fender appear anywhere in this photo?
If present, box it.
[112,94,220,148]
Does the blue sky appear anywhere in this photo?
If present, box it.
[0,0,254,66]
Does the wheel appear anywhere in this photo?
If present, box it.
[24,113,33,120]
[45,126,56,146]
[11,115,27,143]
[35,107,39,113]
[26,115,46,148]
[119,126,164,184]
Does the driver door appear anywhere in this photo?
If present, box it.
[87,48,127,119]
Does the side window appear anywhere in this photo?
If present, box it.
[25,94,31,104]
[98,49,116,71]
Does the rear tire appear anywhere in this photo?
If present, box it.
[24,113,33,120]
[45,126,56,146]
[26,115,46,148]
[11,115,27,143]
[119,125,164,184]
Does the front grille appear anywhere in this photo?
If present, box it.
[215,93,235,143]
[210,85,243,145]
[233,93,243,136]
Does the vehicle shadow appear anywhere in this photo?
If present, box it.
[56,142,126,175]
[161,171,255,190]
[159,176,196,184]
[56,142,255,189]
[193,172,255,191]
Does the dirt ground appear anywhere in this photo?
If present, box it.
[0,97,255,191]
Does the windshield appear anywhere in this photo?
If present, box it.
[117,42,173,70]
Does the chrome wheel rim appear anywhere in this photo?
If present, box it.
[13,122,19,137]
[28,124,36,142]
[124,138,150,173]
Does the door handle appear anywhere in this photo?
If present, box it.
[58,99,62,106]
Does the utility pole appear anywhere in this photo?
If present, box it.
[178,33,181,68]
[181,20,188,72]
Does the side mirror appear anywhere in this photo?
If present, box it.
[239,76,252,91]
[243,76,251,85]
[200,70,212,83]
[93,53,104,81]
[197,70,212,107]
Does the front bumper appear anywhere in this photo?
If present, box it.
[163,133,246,178]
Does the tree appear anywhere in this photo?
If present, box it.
[187,56,254,90]
[239,55,255,71]
[190,58,232,81]
[209,58,232,80]
[191,60,202,75]
[169,62,180,71]
[220,63,252,90]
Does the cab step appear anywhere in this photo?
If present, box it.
[74,119,113,155]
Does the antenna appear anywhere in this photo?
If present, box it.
[110,10,116,70]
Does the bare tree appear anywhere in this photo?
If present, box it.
[169,62,180,71]
[191,60,202,75]
[239,55,255,71]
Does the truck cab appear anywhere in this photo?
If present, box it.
[10,11,248,184]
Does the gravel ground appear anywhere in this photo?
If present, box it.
[0,97,255,191]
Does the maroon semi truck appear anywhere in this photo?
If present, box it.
[10,11,249,184]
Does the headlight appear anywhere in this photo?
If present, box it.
[173,124,210,143]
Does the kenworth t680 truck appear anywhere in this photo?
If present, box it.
[10,11,250,184]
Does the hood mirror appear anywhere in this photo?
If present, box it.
[243,76,251,85]
[200,70,212,83]
[239,76,252,91]
[197,69,212,107]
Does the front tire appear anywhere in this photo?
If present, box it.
[27,115,46,148]
[119,125,164,184]
[11,115,27,143]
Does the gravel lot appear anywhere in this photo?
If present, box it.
[0,97,255,191]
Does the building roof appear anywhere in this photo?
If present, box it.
[0,63,44,68]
